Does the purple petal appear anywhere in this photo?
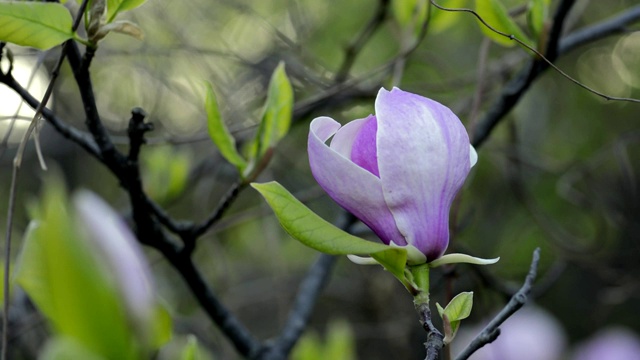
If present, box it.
[349,115,380,177]
[308,116,405,245]
[375,87,472,260]
[73,191,154,327]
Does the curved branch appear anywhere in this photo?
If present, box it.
[455,248,541,360]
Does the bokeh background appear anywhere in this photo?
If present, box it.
[1,0,640,358]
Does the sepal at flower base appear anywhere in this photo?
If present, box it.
[429,253,500,268]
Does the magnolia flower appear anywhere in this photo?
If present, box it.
[308,87,477,264]
[73,191,155,329]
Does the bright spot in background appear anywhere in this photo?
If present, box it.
[612,32,640,88]
[576,32,640,102]
[0,55,51,147]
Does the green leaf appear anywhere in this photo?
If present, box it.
[150,303,173,349]
[251,181,407,279]
[292,331,323,360]
[179,335,200,360]
[391,0,429,41]
[141,146,191,204]
[325,320,356,360]
[14,181,140,360]
[0,2,74,50]
[527,0,550,39]
[436,292,473,344]
[251,62,293,161]
[475,0,533,48]
[205,82,248,173]
[442,292,473,322]
[107,0,148,23]
[429,0,465,33]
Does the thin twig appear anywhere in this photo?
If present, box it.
[334,0,390,83]
[431,0,640,148]
[455,248,541,360]
[430,0,639,104]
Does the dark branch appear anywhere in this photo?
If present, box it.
[417,302,444,360]
[258,254,337,360]
[559,5,640,54]
[334,0,390,83]
[471,0,576,148]
[256,213,356,360]
[127,107,153,162]
[454,248,541,360]
[57,38,262,357]
[162,248,262,357]
[0,74,101,158]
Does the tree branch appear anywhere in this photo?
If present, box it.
[472,2,640,148]
[558,5,640,54]
[0,74,101,158]
[256,213,356,360]
[334,0,390,83]
[471,0,576,147]
[56,38,263,358]
[417,302,444,360]
[454,248,541,360]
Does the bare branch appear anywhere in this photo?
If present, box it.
[455,248,541,360]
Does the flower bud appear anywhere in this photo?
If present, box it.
[308,87,477,262]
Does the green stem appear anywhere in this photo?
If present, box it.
[410,263,430,305]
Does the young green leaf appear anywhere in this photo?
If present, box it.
[442,291,473,322]
[179,335,201,360]
[150,304,173,350]
[436,291,473,344]
[251,181,407,279]
[107,0,148,23]
[325,320,357,360]
[14,182,140,360]
[391,0,429,42]
[429,0,465,33]
[475,0,534,48]
[527,0,550,39]
[251,62,293,161]
[0,2,74,50]
[142,146,191,204]
[205,82,248,173]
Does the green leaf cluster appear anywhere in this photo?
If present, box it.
[474,0,551,50]
[391,0,430,41]
[141,146,191,204]
[107,0,147,23]
[206,62,293,181]
[14,179,171,359]
[0,0,148,50]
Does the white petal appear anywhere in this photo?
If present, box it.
[429,253,500,268]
